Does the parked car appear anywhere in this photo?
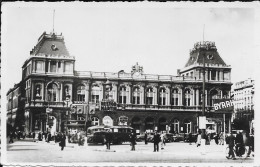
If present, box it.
[184,133,198,143]
[172,133,185,142]
[136,134,145,142]
[164,133,175,143]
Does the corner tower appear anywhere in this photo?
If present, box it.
[22,32,75,80]
[179,41,231,82]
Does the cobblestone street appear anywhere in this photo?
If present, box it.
[3,138,254,165]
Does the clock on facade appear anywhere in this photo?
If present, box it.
[207,54,214,60]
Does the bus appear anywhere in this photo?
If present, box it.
[86,125,134,144]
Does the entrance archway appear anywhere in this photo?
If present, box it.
[183,119,192,133]
[158,117,167,132]
[145,117,154,132]
[131,116,141,133]
[170,118,179,134]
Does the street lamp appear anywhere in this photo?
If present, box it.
[65,95,70,134]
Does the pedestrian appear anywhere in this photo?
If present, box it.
[214,133,219,145]
[153,131,160,152]
[188,133,192,145]
[59,132,66,151]
[130,132,136,151]
[218,132,224,145]
[226,131,236,160]
[235,131,244,157]
[243,131,251,157]
[196,131,201,147]
[38,132,42,141]
[160,132,165,150]
[9,131,14,143]
[32,132,36,142]
[105,131,112,150]
[48,132,52,143]
[144,132,148,145]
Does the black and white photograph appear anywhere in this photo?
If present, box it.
[1,2,260,166]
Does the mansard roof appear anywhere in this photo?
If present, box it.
[30,32,70,56]
[185,41,227,67]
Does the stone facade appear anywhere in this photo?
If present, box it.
[6,32,233,135]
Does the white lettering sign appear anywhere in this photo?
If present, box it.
[214,100,234,110]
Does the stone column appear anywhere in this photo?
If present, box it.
[196,89,199,106]
[48,61,51,72]
[84,83,90,102]
[60,82,63,101]
[192,89,195,106]
[154,86,157,105]
[209,70,212,81]
[205,90,208,106]
[219,70,223,81]
[179,88,183,106]
[113,84,118,102]
[56,61,58,73]
[31,81,35,100]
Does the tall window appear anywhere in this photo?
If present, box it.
[209,90,220,106]
[211,70,216,80]
[34,84,42,100]
[64,62,72,73]
[173,119,179,134]
[91,85,100,103]
[35,61,44,72]
[47,83,58,102]
[77,85,85,101]
[146,87,153,105]
[184,120,191,133]
[63,85,71,100]
[133,87,140,104]
[119,86,127,104]
[184,89,191,106]
[172,89,179,106]
[159,88,166,105]
[50,61,56,72]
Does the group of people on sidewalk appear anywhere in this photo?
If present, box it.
[8,130,67,151]
[226,130,254,160]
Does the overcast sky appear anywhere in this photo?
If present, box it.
[2,2,260,93]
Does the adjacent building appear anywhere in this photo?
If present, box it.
[232,78,254,133]
[6,32,233,135]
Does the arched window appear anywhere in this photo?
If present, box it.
[222,90,229,99]
[119,86,128,104]
[91,117,99,126]
[146,87,154,105]
[47,83,58,102]
[172,89,179,106]
[77,85,85,101]
[133,87,141,104]
[184,89,191,106]
[209,89,221,106]
[91,85,100,103]
[159,87,166,105]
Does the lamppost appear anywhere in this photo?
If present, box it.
[65,95,70,134]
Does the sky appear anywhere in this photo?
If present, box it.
[2,2,260,93]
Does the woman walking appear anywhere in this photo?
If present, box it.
[130,132,137,151]
[59,132,66,151]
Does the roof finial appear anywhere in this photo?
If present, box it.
[52,9,55,34]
